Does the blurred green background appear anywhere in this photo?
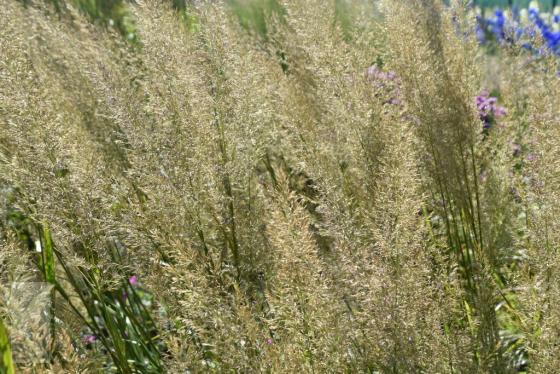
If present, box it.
[474,0,558,10]
[36,0,558,45]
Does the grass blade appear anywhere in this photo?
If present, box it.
[40,224,56,284]
[0,318,15,374]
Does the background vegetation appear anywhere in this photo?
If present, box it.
[475,0,556,10]
[1,0,559,372]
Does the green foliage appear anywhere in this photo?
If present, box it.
[34,220,167,372]
[25,0,138,39]
[72,0,137,39]
[228,0,285,38]
[0,319,15,374]
[40,224,56,285]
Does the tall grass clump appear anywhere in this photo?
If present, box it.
[521,66,560,373]
[384,0,531,371]
[1,0,560,372]
[495,50,560,371]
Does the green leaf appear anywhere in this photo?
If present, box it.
[0,318,15,374]
[41,224,56,285]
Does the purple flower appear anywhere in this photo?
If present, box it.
[129,276,138,286]
[83,334,97,345]
[365,65,398,83]
[365,65,402,106]
[475,90,506,132]
[366,65,379,77]
[266,338,273,344]
[385,97,402,106]
[494,106,506,117]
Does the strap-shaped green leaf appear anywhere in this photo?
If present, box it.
[0,318,15,374]
[41,224,56,285]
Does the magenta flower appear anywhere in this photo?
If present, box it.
[129,276,138,286]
